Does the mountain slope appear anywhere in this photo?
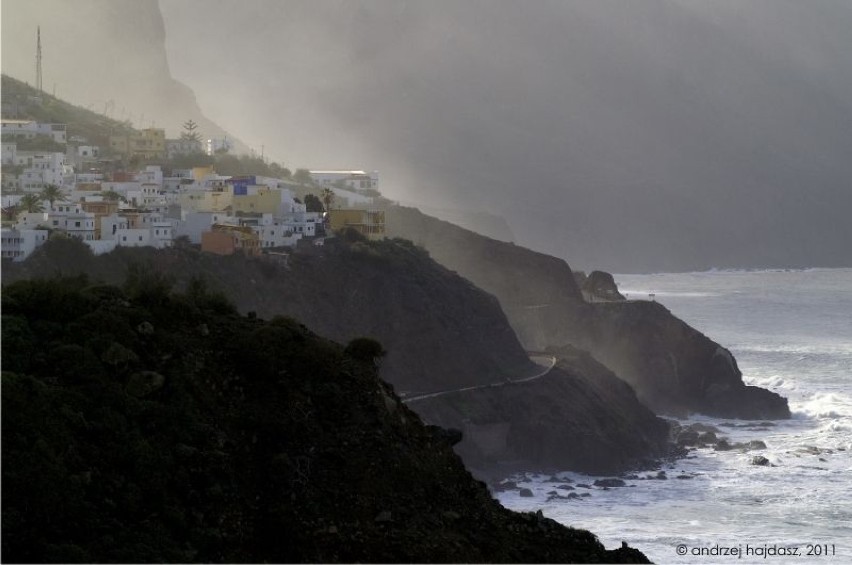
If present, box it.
[1,276,648,563]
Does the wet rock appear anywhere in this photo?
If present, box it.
[676,430,700,446]
[519,488,534,498]
[716,438,733,451]
[576,484,592,489]
[492,480,518,492]
[746,440,767,450]
[751,456,771,466]
[676,475,694,480]
[593,478,626,488]
[557,484,575,491]
[698,431,718,444]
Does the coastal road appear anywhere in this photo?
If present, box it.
[401,353,557,404]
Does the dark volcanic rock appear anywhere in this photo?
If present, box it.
[1,278,649,564]
[751,456,771,466]
[385,205,790,421]
[412,345,671,475]
[582,270,627,302]
[594,478,627,488]
[519,488,535,498]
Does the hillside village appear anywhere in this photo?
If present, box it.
[0,75,387,262]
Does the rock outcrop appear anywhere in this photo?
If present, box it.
[385,205,790,419]
[1,277,649,563]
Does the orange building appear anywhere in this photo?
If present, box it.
[201,224,261,257]
[81,200,119,239]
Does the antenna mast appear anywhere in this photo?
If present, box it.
[36,26,43,93]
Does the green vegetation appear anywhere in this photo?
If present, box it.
[1,271,648,563]
[303,193,324,213]
[2,74,134,150]
[212,153,291,179]
[17,193,45,213]
[181,119,200,142]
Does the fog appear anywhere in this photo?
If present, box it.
[5,0,852,271]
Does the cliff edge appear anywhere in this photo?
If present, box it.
[385,205,790,420]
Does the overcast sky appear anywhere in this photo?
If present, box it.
[5,1,851,271]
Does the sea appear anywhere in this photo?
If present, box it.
[496,268,852,563]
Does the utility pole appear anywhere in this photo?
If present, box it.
[36,26,43,93]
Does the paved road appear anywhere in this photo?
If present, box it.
[401,353,557,404]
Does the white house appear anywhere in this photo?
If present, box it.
[151,221,174,248]
[1,228,49,262]
[1,119,67,143]
[175,211,236,244]
[136,165,164,186]
[280,210,320,237]
[237,213,301,248]
[100,214,129,240]
[2,142,17,165]
[309,169,379,192]
[14,211,50,230]
[15,150,68,190]
[115,228,153,248]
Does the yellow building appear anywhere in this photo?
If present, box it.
[329,209,386,240]
[201,224,261,256]
[232,187,282,215]
[109,128,166,160]
[179,188,233,213]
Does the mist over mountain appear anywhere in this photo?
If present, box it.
[1,0,246,150]
[156,0,852,272]
[3,1,851,271]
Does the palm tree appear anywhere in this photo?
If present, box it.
[18,193,45,214]
[39,184,66,210]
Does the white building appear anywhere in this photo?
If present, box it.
[175,211,236,244]
[166,138,203,159]
[309,170,379,192]
[1,119,67,144]
[237,213,301,248]
[15,151,68,190]
[205,137,232,155]
[280,210,320,237]
[115,228,153,248]
[46,203,97,241]
[1,228,49,262]
[136,165,164,186]
[2,142,17,165]
[100,214,129,240]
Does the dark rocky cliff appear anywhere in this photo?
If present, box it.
[1,277,649,563]
[385,205,790,420]
[412,345,671,476]
[3,236,673,474]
